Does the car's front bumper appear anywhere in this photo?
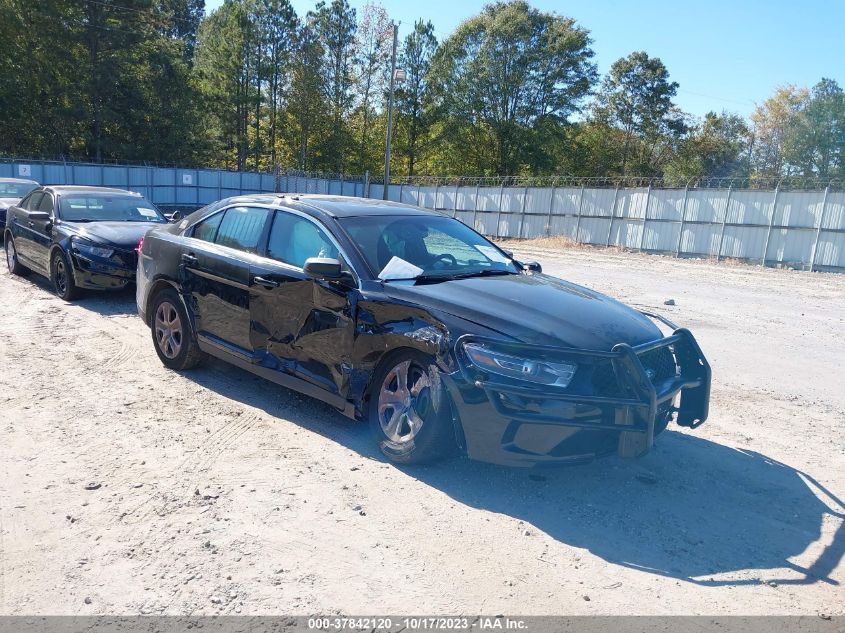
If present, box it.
[70,249,137,290]
[445,316,711,467]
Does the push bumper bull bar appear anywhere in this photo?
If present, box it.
[456,311,711,454]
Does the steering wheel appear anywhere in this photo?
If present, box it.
[431,253,458,268]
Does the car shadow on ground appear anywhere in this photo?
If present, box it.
[414,434,844,588]
[184,358,843,589]
[65,286,138,316]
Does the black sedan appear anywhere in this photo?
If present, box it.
[137,195,711,466]
[4,185,169,300]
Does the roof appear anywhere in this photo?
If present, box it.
[0,177,38,184]
[45,185,139,195]
[211,193,436,218]
[284,195,436,218]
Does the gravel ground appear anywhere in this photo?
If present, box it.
[0,244,843,616]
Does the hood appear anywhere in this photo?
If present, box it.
[65,221,162,249]
[0,198,20,210]
[384,272,662,351]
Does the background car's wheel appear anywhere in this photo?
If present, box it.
[150,288,206,370]
[368,350,457,464]
[5,235,29,276]
[51,249,81,301]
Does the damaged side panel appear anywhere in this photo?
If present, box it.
[249,265,356,400]
[348,294,455,416]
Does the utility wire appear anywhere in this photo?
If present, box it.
[677,88,756,108]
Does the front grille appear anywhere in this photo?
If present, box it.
[591,362,622,397]
[590,346,677,397]
[638,346,678,383]
[112,248,138,269]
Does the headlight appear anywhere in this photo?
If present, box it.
[463,342,577,388]
[72,238,114,259]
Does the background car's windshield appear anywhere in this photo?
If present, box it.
[339,215,519,279]
[59,194,166,223]
[0,182,37,198]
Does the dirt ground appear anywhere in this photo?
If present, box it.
[0,244,843,617]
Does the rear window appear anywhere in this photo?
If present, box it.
[193,211,224,242]
[194,206,270,254]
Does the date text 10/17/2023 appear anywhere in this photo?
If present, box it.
[307,617,528,631]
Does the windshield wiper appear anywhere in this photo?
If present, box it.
[414,269,518,284]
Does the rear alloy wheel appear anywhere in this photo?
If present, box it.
[155,301,184,360]
[5,236,28,276]
[369,351,456,464]
[51,250,81,301]
[150,289,206,370]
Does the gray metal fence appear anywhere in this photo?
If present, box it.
[0,157,276,209]
[276,172,845,272]
[4,157,843,272]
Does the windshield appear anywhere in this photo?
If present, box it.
[59,194,166,223]
[0,182,37,198]
[339,215,520,280]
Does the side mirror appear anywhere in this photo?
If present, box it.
[520,260,542,273]
[166,211,182,223]
[303,257,343,279]
[26,210,51,221]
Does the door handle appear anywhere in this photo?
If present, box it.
[253,276,279,288]
[181,253,198,265]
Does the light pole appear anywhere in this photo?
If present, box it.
[383,22,404,200]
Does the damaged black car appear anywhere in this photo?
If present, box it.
[137,195,710,466]
[5,186,169,300]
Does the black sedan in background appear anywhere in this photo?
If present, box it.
[137,195,711,467]
[4,185,168,300]
[0,177,39,228]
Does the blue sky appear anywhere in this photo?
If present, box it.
[203,0,843,119]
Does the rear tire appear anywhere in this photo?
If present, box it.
[4,235,28,276]
[150,288,206,370]
[51,249,81,301]
[368,350,457,464]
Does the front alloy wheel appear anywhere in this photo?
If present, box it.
[377,360,432,446]
[51,250,80,300]
[369,352,456,464]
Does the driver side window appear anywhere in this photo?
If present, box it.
[37,193,54,215]
[266,211,339,268]
[23,192,43,211]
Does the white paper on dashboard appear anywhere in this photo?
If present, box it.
[137,207,158,218]
[379,256,424,280]
[474,244,510,263]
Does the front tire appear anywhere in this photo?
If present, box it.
[368,350,456,464]
[5,235,28,276]
[51,249,81,301]
[150,288,206,370]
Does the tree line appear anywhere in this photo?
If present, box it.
[1,0,843,183]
